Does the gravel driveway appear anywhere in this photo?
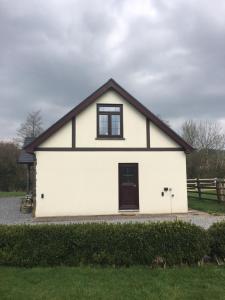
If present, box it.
[0,197,32,224]
[1,197,225,229]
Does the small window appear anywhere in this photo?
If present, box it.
[97,104,123,138]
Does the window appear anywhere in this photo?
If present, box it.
[97,104,123,138]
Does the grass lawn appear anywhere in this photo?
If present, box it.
[0,191,25,197]
[188,194,225,214]
[0,266,225,300]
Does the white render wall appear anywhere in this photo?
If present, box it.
[40,121,72,148]
[35,151,188,217]
[150,123,178,148]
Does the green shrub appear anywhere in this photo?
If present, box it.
[208,221,225,259]
[0,222,209,267]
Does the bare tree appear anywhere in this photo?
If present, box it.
[181,120,225,150]
[16,111,43,146]
[181,120,225,178]
[181,120,198,148]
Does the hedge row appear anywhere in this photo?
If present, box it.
[208,222,225,260]
[0,221,210,267]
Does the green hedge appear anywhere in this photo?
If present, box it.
[0,222,209,267]
[208,221,225,259]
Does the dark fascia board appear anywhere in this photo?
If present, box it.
[25,78,194,153]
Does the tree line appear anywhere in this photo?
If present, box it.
[0,111,224,191]
[0,111,43,191]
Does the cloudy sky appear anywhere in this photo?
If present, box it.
[1,0,225,140]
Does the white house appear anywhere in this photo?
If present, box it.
[25,79,193,217]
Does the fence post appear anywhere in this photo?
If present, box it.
[216,178,221,202]
[222,180,225,202]
[216,179,225,202]
[197,178,201,200]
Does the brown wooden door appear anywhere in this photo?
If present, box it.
[119,163,139,210]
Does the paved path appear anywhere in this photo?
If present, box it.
[1,197,225,229]
[35,212,225,229]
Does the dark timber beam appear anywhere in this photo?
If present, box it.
[35,147,184,152]
[72,117,76,148]
[146,118,150,149]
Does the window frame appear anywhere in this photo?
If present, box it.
[97,104,123,139]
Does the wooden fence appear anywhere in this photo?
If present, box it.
[187,178,225,202]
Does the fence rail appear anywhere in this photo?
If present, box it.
[187,178,225,202]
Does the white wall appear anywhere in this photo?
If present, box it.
[40,121,72,148]
[150,123,179,148]
[35,151,188,217]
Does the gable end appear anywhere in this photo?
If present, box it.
[25,79,194,153]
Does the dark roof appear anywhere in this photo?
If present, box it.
[18,137,35,164]
[25,78,194,153]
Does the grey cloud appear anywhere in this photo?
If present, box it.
[0,0,225,140]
